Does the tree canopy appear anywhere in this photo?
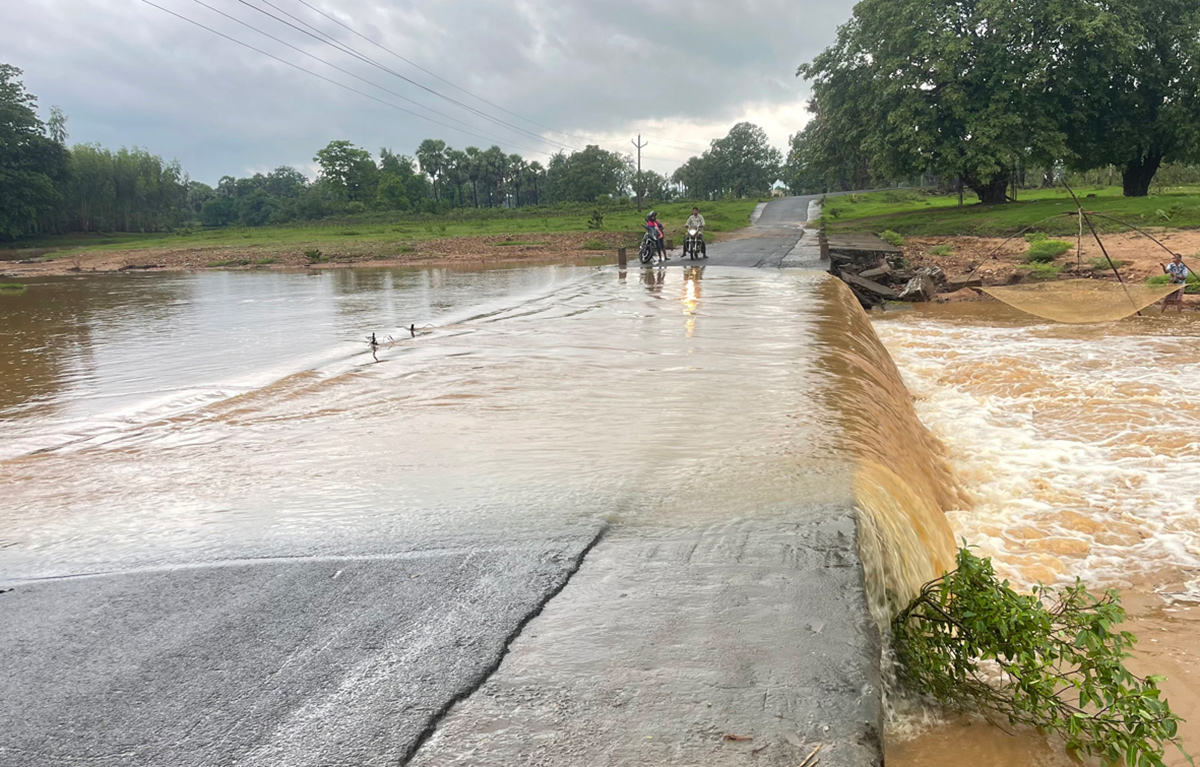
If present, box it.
[0,64,67,238]
[1,59,787,241]
[795,0,1200,199]
[671,122,782,200]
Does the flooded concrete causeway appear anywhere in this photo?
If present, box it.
[0,198,956,766]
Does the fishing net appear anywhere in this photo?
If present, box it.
[981,280,1181,324]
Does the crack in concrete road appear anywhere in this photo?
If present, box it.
[400,524,608,764]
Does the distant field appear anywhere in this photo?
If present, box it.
[824,186,1200,237]
[1,200,765,260]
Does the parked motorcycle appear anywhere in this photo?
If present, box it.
[682,228,707,260]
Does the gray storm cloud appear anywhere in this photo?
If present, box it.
[6,0,856,183]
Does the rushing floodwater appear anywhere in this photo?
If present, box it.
[877,300,1200,767]
[876,302,1200,594]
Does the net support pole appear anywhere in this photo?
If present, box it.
[1063,182,1142,317]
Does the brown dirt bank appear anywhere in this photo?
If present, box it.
[0,231,635,279]
[907,231,1200,284]
[906,232,1200,309]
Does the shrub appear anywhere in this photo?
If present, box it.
[175,227,194,237]
[1029,262,1062,280]
[1089,257,1128,270]
[587,209,604,230]
[1026,240,1072,263]
[880,230,905,247]
[1025,231,1048,243]
[928,244,954,257]
[895,548,1189,767]
[304,248,323,263]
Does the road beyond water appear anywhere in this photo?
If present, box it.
[0,197,884,767]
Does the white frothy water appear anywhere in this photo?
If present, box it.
[875,309,1200,593]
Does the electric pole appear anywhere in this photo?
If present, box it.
[631,134,648,212]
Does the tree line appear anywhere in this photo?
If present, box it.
[1,62,786,241]
[786,0,1200,201]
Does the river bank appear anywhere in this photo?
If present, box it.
[905,230,1200,286]
[0,231,641,279]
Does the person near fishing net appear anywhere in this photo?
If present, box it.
[1161,254,1190,313]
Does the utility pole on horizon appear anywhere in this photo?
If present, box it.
[631,134,648,212]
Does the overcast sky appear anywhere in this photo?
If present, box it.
[5,0,857,185]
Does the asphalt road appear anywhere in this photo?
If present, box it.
[0,198,882,767]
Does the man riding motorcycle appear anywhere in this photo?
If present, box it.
[685,207,707,258]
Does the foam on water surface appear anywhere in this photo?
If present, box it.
[875,307,1200,592]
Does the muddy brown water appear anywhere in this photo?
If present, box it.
[877,300,1200,766]
[2,266,1196,764]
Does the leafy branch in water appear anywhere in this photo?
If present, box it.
[893,548,1191,767]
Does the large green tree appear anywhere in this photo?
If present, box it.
[313,140,378,203]
[543,145,628,203]
[671,123,781,199]
[1054,0,1200,196]
[0,63,68,238]
[800,0,1082,203]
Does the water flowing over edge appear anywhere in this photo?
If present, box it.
[814,278,964,627]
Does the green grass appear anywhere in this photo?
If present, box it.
[1146,272,1200,293]
[1,200,765,260]
[495,240,551,247]
[0,282,27,294]
[826,186,1200,237]
[928,244,954,257]
[580,239,610,250]
[1089,257,1128,270]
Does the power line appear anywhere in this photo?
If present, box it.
[231,0,580,153]
[187,0,546,153]
[286,0,710,155]
[141,0,552,155]
[291,0,594,145]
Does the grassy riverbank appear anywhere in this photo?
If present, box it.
[1,200,764,263]
[824,186,1200,237]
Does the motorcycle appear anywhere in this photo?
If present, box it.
[638,224,662,264]
[683,228,706,260]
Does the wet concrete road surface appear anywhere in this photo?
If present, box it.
[410,516,880,767]
[0,533,604,767]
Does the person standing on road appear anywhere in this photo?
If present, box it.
[647,211,667,261]
[686,207,707,258]
[1161,253,1190,313]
